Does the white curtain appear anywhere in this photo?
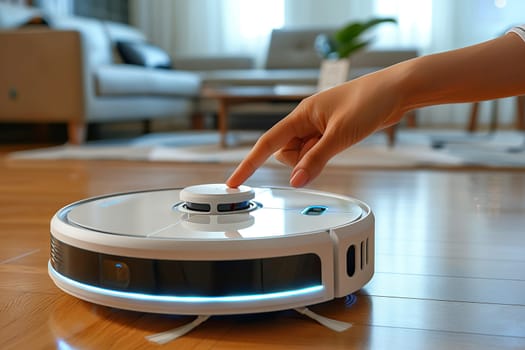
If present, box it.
[130,0,177,56]
[131,0,283,66]
[131,0,437,59]
[372,0,433,52]
[283,0,373,28]
[130,0,427,60]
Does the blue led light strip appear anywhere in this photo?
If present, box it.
[49,263,324,304]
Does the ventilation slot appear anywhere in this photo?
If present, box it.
[346,245,355,277]
[366,238,369,266]
[50,235,64,270]
[360,241,364,270]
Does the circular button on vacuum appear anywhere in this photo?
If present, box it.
[179,184,256,214]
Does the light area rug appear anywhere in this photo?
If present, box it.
[8,129,525,169]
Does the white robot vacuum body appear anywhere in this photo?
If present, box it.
[49,185,374,315]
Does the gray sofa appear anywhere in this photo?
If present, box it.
[0,4,201,144]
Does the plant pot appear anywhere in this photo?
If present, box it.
[317,58,351,91]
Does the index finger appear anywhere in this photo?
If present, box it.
[226,116,302,187]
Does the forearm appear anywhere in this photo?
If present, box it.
[394,32,525,112]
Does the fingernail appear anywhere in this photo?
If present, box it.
[290,168,309,187]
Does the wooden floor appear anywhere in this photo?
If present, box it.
[1,149,525,349]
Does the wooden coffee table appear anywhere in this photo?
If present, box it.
[201,85,317,147]
[201,84,403,148]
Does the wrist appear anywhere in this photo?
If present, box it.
[388,56,427,114]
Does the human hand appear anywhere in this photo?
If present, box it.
[226,68,408,188]
[227,33,525,188]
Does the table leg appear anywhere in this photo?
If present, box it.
[516,95,525,130]
[467,102,480,132]
[385,124,397,148]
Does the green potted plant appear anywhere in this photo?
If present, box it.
[315,17,397,59]
[315,17,397,90]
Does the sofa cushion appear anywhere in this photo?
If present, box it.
[95,65,201,97]
[104,21,148,63]
[116,41,172,69]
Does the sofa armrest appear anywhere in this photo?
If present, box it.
[0,29,84,123]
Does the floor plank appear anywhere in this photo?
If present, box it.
[364,272,525,305]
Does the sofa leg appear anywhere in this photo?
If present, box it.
[67,121,86,144]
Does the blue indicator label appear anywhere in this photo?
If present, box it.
[301,206,328,216]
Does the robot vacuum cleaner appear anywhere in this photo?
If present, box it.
[49,184,374,315]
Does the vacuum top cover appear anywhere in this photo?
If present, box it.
[65,185,364,240]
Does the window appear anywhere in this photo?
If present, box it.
[221,0,284,65]
[373,0,433,50]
